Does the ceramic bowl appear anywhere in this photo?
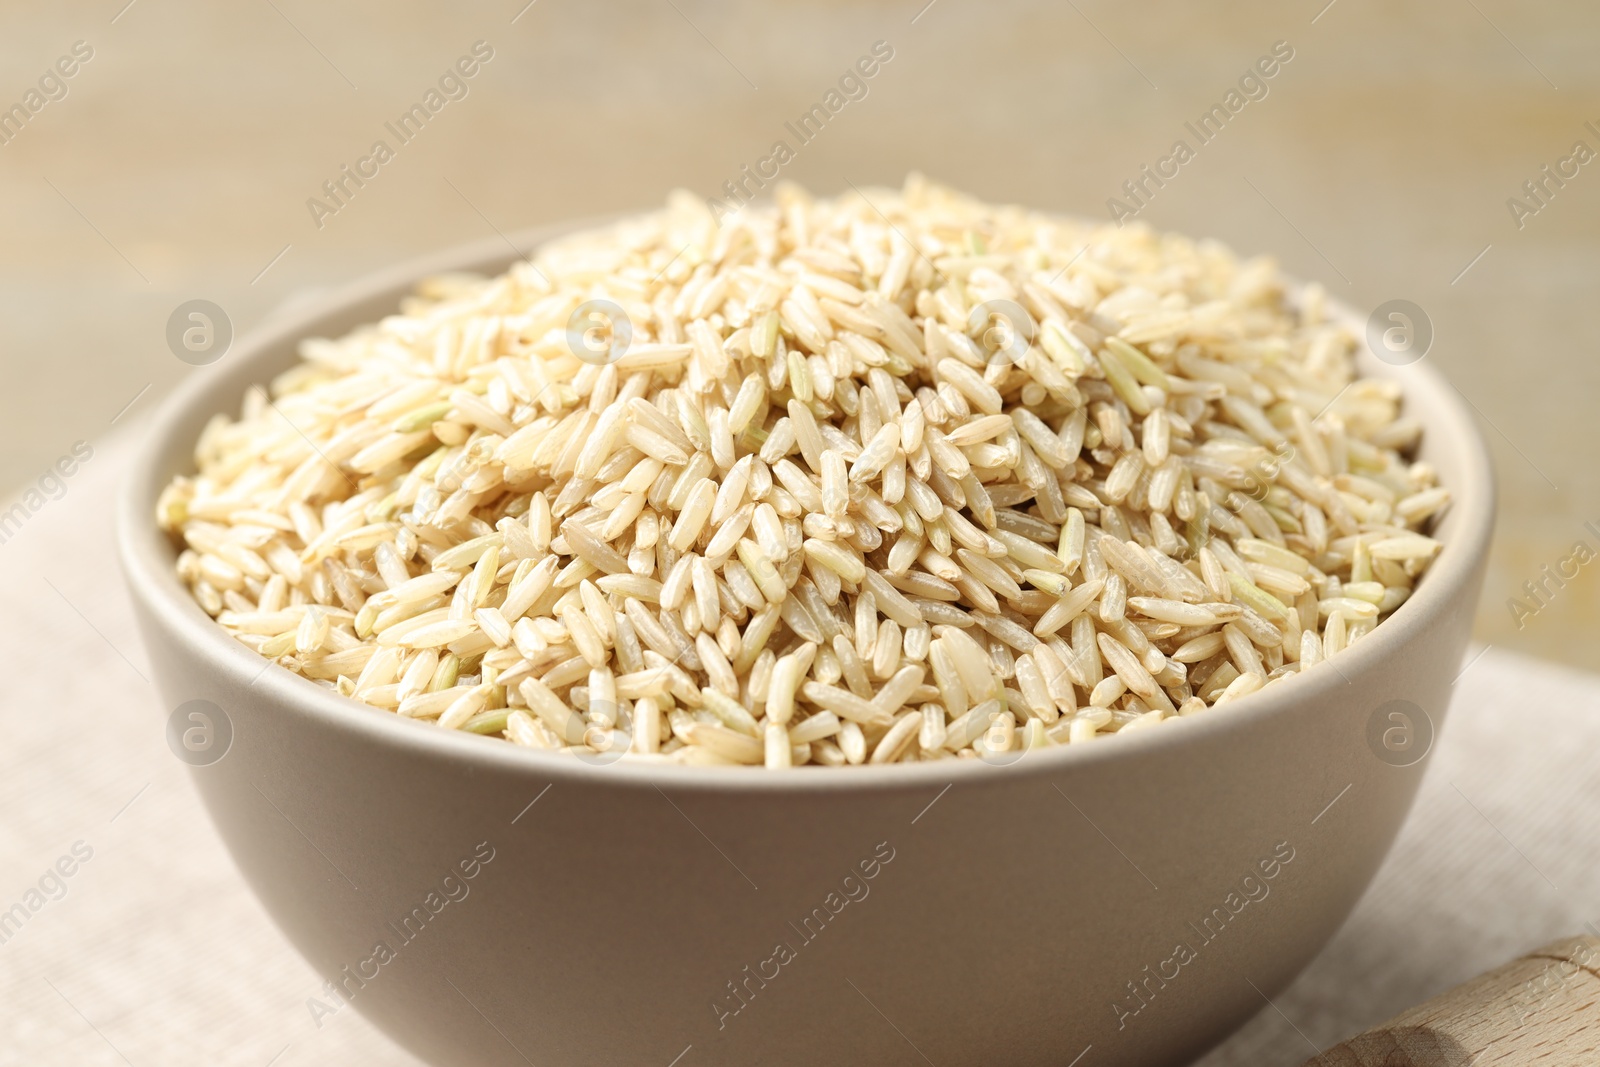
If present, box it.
[119,221,1494,1067]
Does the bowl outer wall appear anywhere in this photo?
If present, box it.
[119,218,1494,1067]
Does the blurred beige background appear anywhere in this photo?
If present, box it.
[0,2,1593,651]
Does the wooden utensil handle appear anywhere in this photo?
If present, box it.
[1305,935,1600,1066]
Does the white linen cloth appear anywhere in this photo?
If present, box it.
[2,430,1593,1067]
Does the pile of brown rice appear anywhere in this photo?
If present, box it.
[158,178,1449,768]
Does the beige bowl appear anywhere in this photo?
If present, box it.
[119,222,1493,1067]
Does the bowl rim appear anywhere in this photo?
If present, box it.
[118,216,1497,796]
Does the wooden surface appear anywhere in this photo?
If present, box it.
[1308,936,1600,1066]
[0,0,1596,671]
